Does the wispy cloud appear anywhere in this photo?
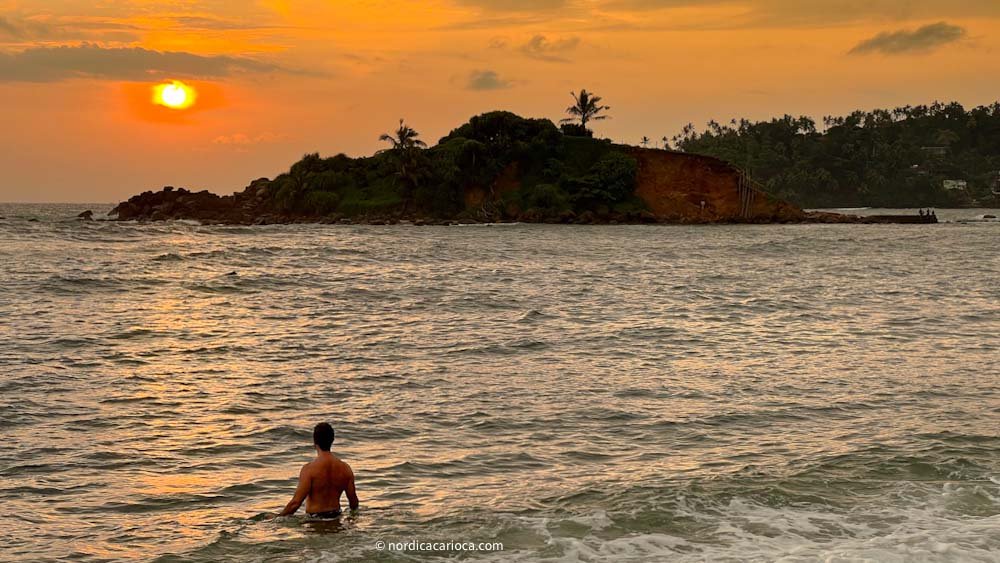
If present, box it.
[519,34,580,62]
[0,44,294,82]
[466,69,512,90]
[454,0,568,11]
[590,0,1000,29]
[0,16,30,38]
[849,22,967,55]
[212,132,288,145]
[162,15,291,32]
[0,14,140,42]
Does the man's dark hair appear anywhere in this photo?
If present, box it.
[313,422,335,451]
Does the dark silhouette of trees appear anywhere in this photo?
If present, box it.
[560,123,593,137]
[261,111,645,221]
[674,101,1000,207]
[378,119,428,210]
[561,90,610,131]
[379,119,427,153]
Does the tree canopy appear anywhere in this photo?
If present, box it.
[673,101,1000,207]
[561,90,611,130]
[261,111,642,221]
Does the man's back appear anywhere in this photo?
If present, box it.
[303,454,355,514]
[277,423,359,518]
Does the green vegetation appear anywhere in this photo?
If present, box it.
[378,119,428,212]
[673,102,1000,207]
[561,90,611,130]
[260,108,643,221]
[245,96,1000,221]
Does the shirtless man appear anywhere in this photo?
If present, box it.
[277,422,359,518]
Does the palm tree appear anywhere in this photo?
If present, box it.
[378,119,427,212]
[560,89,610,130]
[378,119,427,153]
[661,136,670,150]
[640,136,650,148]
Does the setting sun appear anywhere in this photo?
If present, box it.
[153,81,195,110]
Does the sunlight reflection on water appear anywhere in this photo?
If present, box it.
[0,205,997,561]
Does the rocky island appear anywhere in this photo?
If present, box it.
[109,111,932,225]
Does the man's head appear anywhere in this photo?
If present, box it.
[313,422,335,452]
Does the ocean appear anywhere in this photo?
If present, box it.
[1,204,998,562]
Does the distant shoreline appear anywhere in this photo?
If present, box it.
[4,203,998,226]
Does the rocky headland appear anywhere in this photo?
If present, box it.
[110,112,935,226]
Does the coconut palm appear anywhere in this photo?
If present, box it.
[378,119,427,153]
[640,136,650,148]
[378,119,427,212]
[560,89,610,130]
[661,136,670,150]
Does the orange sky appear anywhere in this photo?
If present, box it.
[1,0,999,202]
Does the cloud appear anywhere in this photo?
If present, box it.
[165,16,287,31]
[454,0,568,11]
[599,0,1000,28]
[519,34,580,62]
[441,0,586,30]
[0,15,142,43]
[0,15,54,39]
[212,132,288,145]
[466,69,512,90]
[0,16,21,37]
[0,44,291,82]
[849,22,967,55]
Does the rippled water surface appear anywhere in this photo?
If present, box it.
[1,204,998,562]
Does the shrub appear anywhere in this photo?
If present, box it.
[564,151,638,206]
[523,183,570,212]
[560,123,593,137]
[302,190,341,215]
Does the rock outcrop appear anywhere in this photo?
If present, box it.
[111,181,272,223]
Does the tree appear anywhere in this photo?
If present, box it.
[672,101,1000,207]
[560,123,592,137]
[661,136,670,150]
[561,89,610,131]
[379,119,427,154]
[378,119,428,210]
[640,136,650,148]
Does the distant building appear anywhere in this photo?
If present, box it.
[943,180,967,191]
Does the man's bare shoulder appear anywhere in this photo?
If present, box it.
[329,457,353,479]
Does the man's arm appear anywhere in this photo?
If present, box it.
[277,465,311,517]
[346,467,359,511]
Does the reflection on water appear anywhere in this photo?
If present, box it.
[0,204,998,561]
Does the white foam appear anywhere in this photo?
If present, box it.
[461,483,1000,563]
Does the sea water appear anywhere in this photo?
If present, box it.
[1,204,998,562]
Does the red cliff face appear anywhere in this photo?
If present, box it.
[628,148,806,223]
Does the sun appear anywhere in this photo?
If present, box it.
[153,81,196,110]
